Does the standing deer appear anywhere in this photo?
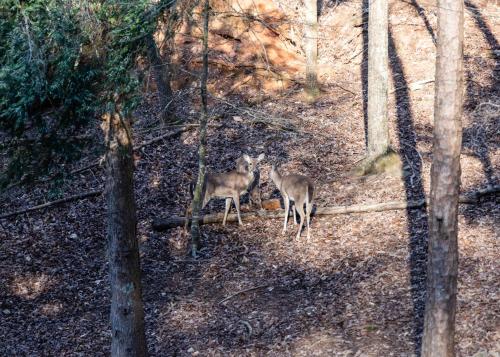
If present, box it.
[236,155,262,210]
[186,154,265,227]
[270,165,315,240]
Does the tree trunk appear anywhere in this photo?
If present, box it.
[190,0,210,257]
[145,34,175,123]
[304,0,319,99]
[103,111,147,357]
[367,0,389,159]
[422,0,463,353]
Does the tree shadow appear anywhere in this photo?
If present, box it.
[463,0,499,187]
[359,0,429,350]
[318,0,351,16]
[408,0,436,45]
[389,29,429,356]
[143,232,407,355]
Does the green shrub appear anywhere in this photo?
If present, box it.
[0,0,100,185]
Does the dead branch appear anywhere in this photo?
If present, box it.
[152,186,500,230]
[135,126,191,150]
[219,284,270,305]
[209,94,296,132]
[0,190,103,220]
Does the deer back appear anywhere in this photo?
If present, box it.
[205,170,254,200]
[281,174,314,203]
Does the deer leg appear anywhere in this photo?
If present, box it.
[293,204,298,225]
[184,203,192,232]
[306,200,313,240]
[283,195,289,234]
[223,197,232,226]
[295,201,305,240]
[233,194,243,225]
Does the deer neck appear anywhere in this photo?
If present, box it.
[245,169,255,186]
[270,168,282,190]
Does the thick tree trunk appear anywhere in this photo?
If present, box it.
[145,34,175,123]
[367,0,389,159]
[422,0,463,354]
[190,0,210,257]
[304,0,319,98]
[103,111,147,357]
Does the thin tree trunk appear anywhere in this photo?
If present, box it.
[103,111,147,356]
[145,34,175,123]
[304,0,319,98]
[422,0,464,353]
[190,0,210,257]
[367,0,389,159]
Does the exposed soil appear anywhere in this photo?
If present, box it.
[0,0,498,356]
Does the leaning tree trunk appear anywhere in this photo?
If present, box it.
[190,0,210,257]
[304,0,319,99]
[422,0,463,354]
[367,0,389,159]
[103,110,147,356]
[145,34,175,123]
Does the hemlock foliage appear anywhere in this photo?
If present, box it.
[0,0,173,187]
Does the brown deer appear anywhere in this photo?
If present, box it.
[186,154,265,227]
[235,156,262,210]
[270,165,314,240]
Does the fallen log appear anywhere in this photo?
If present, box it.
[152,186,500,231]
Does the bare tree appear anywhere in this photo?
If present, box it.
[367,0,389,160]
[422,0,464,354]
[190,0,210,257]
[103,108,147,356]
[304,0,319,99]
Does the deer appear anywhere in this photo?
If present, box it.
[270,165,315,240]
[186,154,265,228]
[235,155,262,210]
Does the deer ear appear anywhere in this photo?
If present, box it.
[257,153,265,161]
[243,154,251,162]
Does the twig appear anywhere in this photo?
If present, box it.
[344,47,365,64]
[333,83,358,96]
[219,284,270,305]
[135,126,190,150]
[0,190,103,220]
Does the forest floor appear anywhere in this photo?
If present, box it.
[1,0,499,356]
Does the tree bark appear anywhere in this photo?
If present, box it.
[103,111,147,357]
[304,0,319,98]
[422,0,463,353]
[190,0,210,257]
[145,34,175,123]
[367,0,389,159]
